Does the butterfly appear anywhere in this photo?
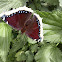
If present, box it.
[0,7,43,42]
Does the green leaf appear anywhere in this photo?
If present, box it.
[15,51,27,61]
[10,33,28,53]
[59,0,62,7]
[30,44,38,53]
[25,51,34,62]
[35,43,62,62]
[36,10,62,43]
[0,0,28,13]
[0,57,3,62]
[22,45,29,51]
[0,22,12,62]
[27,37,37,44]
[40,0,59,6]
[28,3,36,10]
[6,52,16,62]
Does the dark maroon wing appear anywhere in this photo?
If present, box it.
[1,10,41,41]
[2,11,32,30]
[25,16,41,41]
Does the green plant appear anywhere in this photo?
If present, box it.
[0,0,62,62]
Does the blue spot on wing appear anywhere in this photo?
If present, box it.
[1,15,7,22]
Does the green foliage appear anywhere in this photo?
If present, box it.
[15,51,27,61]
[30,44,38,53]
[0,0,62,62]
[40,0,59,6]
[10,32,28,53]
[0,58,3,62]
[27,0,42,10]
[25,51,34,62]
[27,37,37,44]
[0,22,12,62]
[0,0,29,13]
[6,52,16,62]
[15,51,34,62]
[59,0,62,7]
[36,10,62,43]
[35,43,62,62]
[27,0,59,11]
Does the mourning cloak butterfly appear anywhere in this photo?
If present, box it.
[0,7,43,42]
